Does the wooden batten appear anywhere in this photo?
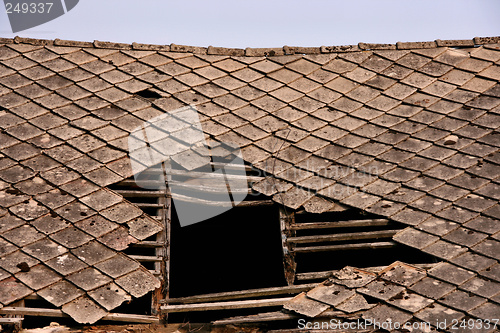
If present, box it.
[292,241,397,253]
[0,307,160,323]
[212,309,345,325]
[288,229,398,244]
[114,190,166,197]
[152,171,168,317]
[161,297,292,313]
[291,219,391,230]
[163,284,317,304]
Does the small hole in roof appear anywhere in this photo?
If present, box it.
[136,89,161,100]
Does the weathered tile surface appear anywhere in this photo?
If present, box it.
[1,37,500,325]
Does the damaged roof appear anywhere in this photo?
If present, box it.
[0,36,499,326]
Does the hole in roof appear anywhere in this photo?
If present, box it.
[135,89,161,100]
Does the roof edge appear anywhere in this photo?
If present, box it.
[0,36,499,56]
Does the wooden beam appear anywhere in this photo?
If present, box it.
[114,190,166,197]
[169,192,272,208]
[167,180,252,195]
[117,179,165,187]
[135,203,164,209]
[163,174,173,322]
[161,297,292,313]
[129,255,163,262]
[0,318,23,324]
[163,284,317,304]
[292,241,398,253]
[236,200,274,208]
[212,309,345,325]
[279,207,297,286]
[0,307,159,323]
[287,230,398,244]
[133,241,164,248]
[151,173,167,318]
[291,219,391,230]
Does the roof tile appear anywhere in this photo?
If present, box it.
[37,279,85,307]
[428,262,475,285]
[416,216,459,237]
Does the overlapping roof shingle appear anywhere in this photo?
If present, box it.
[0,36,499,327]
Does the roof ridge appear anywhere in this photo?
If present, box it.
[0,36,499,56]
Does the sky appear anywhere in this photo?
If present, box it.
[0,0,500,48]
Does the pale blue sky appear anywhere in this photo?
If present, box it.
[1,0,499,48]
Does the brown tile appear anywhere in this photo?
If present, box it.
[366,75,397,90]
[416,216,459,237]
[423,164,463,181]
[401,71,436,89]
[440,69,475,86]
[455,194,496,213]
[391,208,431,226]
[472,239,500,261]
[436,205,479,223]
[448,172,489,191]
[410,194,451,214]
[461,276,500,298]
[396,53,431,70]
[340,191,380,209]
[430,184,469,201]
[456,58,491,72]
[0,277,33,305]
[366,95,401,111]
[38,280,85,307]
[422,240,467,260]
[324,76,358,94]
[382,167,419,182]
[419,61,453,77]
[289,78,321,94]
[344,67,376,83]
[358,280,405,301]
[0,250,40,274]
[393,227,439,250]
[415,304,464,329]
[15,264,62,290]
[440,290,486,312]
[429,262,475,285]
[323,58,357,74]
[115,268,160,298]
[98,226,137,251]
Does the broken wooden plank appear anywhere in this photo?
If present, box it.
[0,307,159,323]
[163,284,317,304]
[128,255,163,262]
[135,203,164,209]
[114,190,166,197]
[237,200,274,207]
[293,241,397,253]
[132,241,164,248]
[288,230,398,244]
[117,179,166,187]
[168,179,252,195]
[170,192,273,207]
[291,219,391,230]
[161,297,292,313]
[212,309,345,325]
[279,207,297,285]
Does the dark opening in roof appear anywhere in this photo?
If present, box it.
[136,89,162,100]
